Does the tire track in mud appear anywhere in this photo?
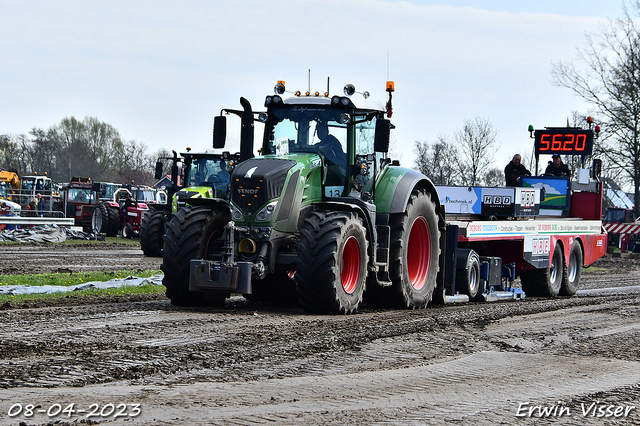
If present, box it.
[2,351,639,426]
[0,291,639,390]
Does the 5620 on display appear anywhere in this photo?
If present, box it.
[533,128,594,156]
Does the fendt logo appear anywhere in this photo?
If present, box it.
[238,188,259,195]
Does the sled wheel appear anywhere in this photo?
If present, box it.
[457,249,482,300]
[521,242,564,297]
[560,240,583,296]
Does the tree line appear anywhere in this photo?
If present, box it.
[413,117,504,187]
[0,116,171,186]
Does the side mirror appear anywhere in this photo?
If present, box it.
[92,182,101,193]
[374,119,391,153]
[171,164,179,185]
[213,116,227,149]
[155,161,164,180]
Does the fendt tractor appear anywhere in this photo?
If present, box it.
[162,80,443,313]
[140,147,243,257]
[161,79,608,314]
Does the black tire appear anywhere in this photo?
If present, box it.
[122,222,133,239]
[295,211,368,314]
[384,189,441,309]
[105,205,120,237]
[161,205,229,307]
[561,240,583,296]
[456,249,482,300]
[140,209,167,257]
[521,242,564,297]
[92,202,119,237]
[91,202,108,233]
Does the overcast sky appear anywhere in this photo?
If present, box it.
[0,0,626,173]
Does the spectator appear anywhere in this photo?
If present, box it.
[36,193,45,215]
[544,154,571,177]
[504,154,531,186]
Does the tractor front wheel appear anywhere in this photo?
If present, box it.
[161,205,229,307]
[122,222,133,239]
[295,211,368,314]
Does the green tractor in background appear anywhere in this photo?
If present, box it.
[140,150,241,257]
[161,81,444,314]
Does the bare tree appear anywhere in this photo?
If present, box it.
[552,1,640,215]
[414,136,459,185]
[0,134,21,172]
[117,140,155,185]
[454,117,499,186]
[484,168,504,187]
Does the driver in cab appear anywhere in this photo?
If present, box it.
[315,122,347,185]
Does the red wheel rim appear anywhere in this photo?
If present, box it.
[407,216,430,290]
[341,236,361,294]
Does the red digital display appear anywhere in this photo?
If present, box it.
[534,129,593,156]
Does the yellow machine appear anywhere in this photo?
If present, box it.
[0,169,21,200]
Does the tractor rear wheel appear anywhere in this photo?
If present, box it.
[140,209,167,257]
[386,189,440,309]
[295,211,368,314]
[92,202,119,237]
[560,240,583,296]
[161,205,229,307]
[521,242,564,297]
[104,205,120,237]
[91,203,107,233]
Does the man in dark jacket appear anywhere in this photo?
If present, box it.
[544,154,571,177]
[504,154,531,186]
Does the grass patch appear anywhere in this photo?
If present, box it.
[0,270,161,287]
[0,270,164,305]
[1,284,166,306]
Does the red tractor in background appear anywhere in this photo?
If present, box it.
[59,177,99,232]
[92,187,150,238]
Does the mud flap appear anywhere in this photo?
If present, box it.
[190,260,252,294]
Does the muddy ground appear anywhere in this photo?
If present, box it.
[0,243,639,425]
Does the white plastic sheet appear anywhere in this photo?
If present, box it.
[0,274,164,295]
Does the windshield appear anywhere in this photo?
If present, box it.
[185,158,230,193]
[67,188,94,203]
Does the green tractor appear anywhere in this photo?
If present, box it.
[161,81,444,314]
[140,150,240,257]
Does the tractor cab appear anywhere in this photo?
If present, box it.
[259,81,391,200]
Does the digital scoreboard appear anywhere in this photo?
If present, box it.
[533,128,594,156]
